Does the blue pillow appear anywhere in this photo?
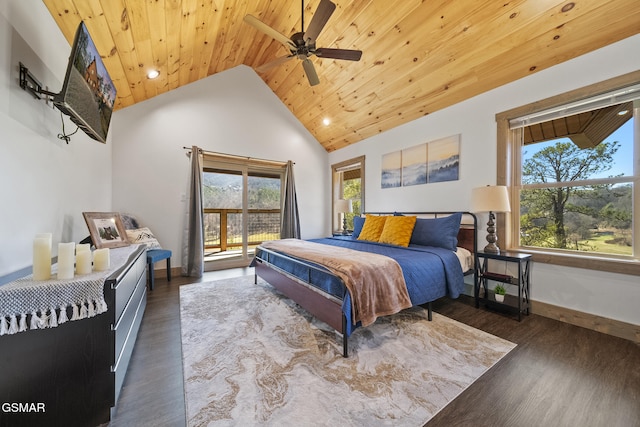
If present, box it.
[352,216,365,239]
[409,212,462,251]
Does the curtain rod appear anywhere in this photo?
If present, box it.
[182,146,291,166]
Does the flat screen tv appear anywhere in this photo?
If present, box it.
[53,22,116,143]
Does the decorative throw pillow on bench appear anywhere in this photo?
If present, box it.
[126,227,162,250]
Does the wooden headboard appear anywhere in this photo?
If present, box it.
[364,212,478,254]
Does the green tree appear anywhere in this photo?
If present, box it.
[521,140,620,249]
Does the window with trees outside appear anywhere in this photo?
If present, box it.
[497,73,640,275]
[332,156,365,234]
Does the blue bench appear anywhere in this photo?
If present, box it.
[146,249,172,290]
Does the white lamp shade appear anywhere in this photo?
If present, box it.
[335,199,353,213]
[471,186,511,213]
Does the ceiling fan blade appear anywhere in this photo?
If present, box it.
[302,58,320,86]
[303,0,336,44]
[244,15,295,50]
[315,48,362,61]
[255,54,295,72]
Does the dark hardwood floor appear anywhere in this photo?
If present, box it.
[429,298,640,427]
[109,269,640,427]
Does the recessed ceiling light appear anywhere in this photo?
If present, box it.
[147,70,160,79]
[617,110,629,116]
[323,117,331,126]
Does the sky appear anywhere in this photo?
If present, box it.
[522,116,635,179]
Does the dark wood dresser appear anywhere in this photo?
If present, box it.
[0,245,147,427]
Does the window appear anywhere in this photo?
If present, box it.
[332,156,365,233]
[496,72,640,275]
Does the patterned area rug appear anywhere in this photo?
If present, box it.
[180,276,516,426]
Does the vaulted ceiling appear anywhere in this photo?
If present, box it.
[42,0,640,152]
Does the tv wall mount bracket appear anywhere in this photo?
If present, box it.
[19,62,57,103]
[19,62,77,143]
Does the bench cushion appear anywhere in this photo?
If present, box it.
[147,249,172,263]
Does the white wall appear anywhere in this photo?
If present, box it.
[111,65,330,263]
[0,1,113,277]
[329,35,640,326]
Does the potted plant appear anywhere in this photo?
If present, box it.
[494,284,506,302]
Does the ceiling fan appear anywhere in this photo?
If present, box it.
[244,0,362,86]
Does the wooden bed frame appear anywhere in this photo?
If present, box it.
[253,212,477,357]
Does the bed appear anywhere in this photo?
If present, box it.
[252,212,477,357]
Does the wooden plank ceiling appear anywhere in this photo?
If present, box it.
[42,0,640,152]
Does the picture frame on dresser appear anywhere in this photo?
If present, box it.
[83,212,130,249]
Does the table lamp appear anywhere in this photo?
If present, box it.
[335,199,353,235]
[471,185,511,253]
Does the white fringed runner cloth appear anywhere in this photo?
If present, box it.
[0,245,141,336]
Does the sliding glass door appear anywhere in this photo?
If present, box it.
[202,159,282,270]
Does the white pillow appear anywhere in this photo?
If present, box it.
[126,227,162,250]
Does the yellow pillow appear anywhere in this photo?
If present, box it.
[378,216,417,247]
[357,215,389,242]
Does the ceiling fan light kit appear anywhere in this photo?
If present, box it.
[244,0,362,86]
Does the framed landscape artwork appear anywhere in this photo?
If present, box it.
[382,134,460,188]
[82,212,130,249]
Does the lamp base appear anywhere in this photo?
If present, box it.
[342,216,349,235]
[483,242,501,254]
[483,211,501,254]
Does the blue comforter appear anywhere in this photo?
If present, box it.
[255,237,465,336]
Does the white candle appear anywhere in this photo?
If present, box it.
[75,245,92,275]
[93,248,110,271]
[33,233,52,281]
[57,242,75,280]
[76,243,90,253]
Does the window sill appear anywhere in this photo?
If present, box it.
[511,248,640,276]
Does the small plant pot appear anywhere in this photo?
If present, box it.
[495,294,505,303]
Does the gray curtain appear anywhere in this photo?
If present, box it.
[181,146,204,277]
[281,160,301,239]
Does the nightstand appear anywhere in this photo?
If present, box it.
[475,250,532,321]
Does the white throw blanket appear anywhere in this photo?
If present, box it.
[0,245,141,336]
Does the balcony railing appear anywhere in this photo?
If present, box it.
[203,208,280,253]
